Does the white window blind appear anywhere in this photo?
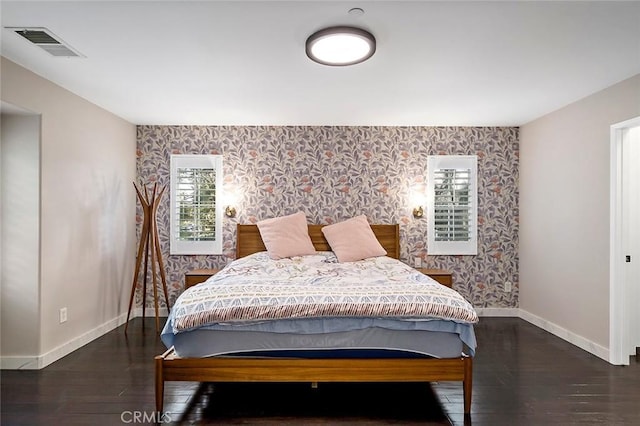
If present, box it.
[170,155,223,255]
[427,155,478,255]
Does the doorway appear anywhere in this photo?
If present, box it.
[1,102,41,368]
[610,116,640,365]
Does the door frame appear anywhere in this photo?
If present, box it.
[609,116,640,365]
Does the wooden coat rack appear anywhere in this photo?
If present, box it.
[125,182,170,334]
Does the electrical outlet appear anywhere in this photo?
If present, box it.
[59,307,67,323]
[504,281,512,293]
[414,257,422,268]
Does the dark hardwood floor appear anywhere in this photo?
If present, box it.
[2,317,639,425]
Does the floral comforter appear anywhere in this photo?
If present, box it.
[170,252,478,334]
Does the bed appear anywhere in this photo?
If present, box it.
[155,223,477,415]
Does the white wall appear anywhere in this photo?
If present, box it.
[1,113,41,360]
[1,57,137,366]
[520,74,640,349]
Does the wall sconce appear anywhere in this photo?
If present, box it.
[224,187,240,219]
[225,206,237,218]
[410,186,427,219]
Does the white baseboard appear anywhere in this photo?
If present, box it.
[2,306,612,369]
[133,307,169,318]
[0,355,41,370]
[476,307,520,317]
[518,309,610,362]
[1,311,130,370]
[39,312,131,369]
[0,308,169,370]
[477,308,610,362]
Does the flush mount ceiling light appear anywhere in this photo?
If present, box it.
[305,26,376,66]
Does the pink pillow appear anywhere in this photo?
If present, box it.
[257,211,316,259]
[321,215,387,262]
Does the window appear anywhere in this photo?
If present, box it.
[170,155,223,255]
[427,155,478,255]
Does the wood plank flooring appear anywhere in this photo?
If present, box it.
[2,317,639,425]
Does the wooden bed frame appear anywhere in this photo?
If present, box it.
[155,223,473,415]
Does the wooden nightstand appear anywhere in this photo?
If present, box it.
[417,268,453,288]
[185,268,221,289]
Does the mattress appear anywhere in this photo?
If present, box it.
[161,307,476,360]
[167,327,464,359]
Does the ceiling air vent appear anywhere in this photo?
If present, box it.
[7,27,84,58]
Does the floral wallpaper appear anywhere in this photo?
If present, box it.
[136,126,519,309]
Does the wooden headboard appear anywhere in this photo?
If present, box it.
[236,224,400,260]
